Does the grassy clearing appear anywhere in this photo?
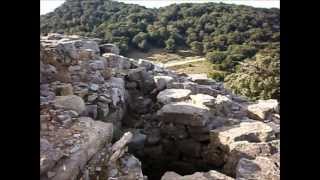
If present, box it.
[126,48,199,63]
[126,48,227,80]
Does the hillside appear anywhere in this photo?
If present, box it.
[40,0,280,100]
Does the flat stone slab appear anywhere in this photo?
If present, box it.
[210,120,275,147]
[157,89,192,104]
[40,117,113,180]
[190,94,215,107]
[157,102,210,126]
[247,99,279,120]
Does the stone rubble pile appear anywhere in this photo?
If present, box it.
[40,34,280,180]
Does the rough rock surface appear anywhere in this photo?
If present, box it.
[157,102,210,126]
[222,140,279,176]
[40,117,113,180]
[236,156,280,180]
[210,121,275,146]
[247,99,279,120]
[41,34,279,180]
[161,170,234,180]
[54,95,85,114]
[157,88,192,104]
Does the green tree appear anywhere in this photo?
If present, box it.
[190,41,203,54]
[165,38,176,52]
[206,51,227,63]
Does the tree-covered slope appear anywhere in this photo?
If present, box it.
[40,0,280,100]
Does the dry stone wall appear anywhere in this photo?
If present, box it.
[40,34,280,180]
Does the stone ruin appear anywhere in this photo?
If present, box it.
[40,33,280,180]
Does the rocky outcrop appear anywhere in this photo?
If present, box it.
[157,89,192,104]
[236,156,280,180]
[40,115,113,180]
[40,34,279,180]
[247,99,279,121]
[54,95,85,114]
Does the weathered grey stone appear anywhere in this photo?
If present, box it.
[88,60,105,71]
[138,59,154,71]
[117,154,144,180]
[154,75,174,91]
[214,95,233,116]
[41,118,113,180]
[110,132,133,162]
[210,121,275,147]
[189,73,218,86]
[161,170,234,180]
[247,99,279,120]
[128,67,156,93]
[97,102,110,120]
[188,73,208,82]
[223,141,275,176]
[40,138,64,175]
[190,94,215,107]
[103,53,132,70]
[157,102,210,126]
[236,156,280,180]
[157,89,191,104]
[54,95,85,114]
[84,105,98,119]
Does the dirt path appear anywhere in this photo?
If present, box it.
[164,58,206,67]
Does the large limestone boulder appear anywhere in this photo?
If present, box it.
[40,117,113,180]
[103,53,132,70]
[205,121,276,170]
[161,170,234,180]
[157,89,192,104]
[54,95,85,114]
[190,94,215,107]
[247,99,279,120]
[210,120,275,147]
[236,156,280,180]
[157,102,211,126]
[222,140,278,176]
[154,75,174,91]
